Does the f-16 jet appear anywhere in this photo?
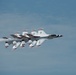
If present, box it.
[25,29,63,47]
[0,29,63,50]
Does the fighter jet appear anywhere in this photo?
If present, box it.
[26,29,63,47]
[0,29,63,49]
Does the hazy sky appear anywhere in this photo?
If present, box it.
[0,0,76,75]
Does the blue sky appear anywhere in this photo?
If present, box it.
[0,0,76,75]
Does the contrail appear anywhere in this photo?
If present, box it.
[0,38,8,42]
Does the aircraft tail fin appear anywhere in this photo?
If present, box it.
[31,30,38,36]
[38,29,47,35]
[22,32,28,36]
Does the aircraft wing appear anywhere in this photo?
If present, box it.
[29,40,36,47]
[36,39,46,46]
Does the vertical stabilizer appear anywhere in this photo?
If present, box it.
[38,29,48,36]
[31,30,38,36]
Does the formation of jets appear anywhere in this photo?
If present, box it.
[0,29,63,50]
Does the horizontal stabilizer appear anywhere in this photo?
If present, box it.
[3,37,8,39]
